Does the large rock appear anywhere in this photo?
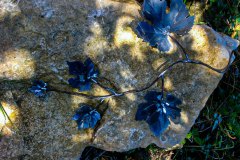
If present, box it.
[0,0,239,159]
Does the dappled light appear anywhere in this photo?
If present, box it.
[129,45,146,62]
[125,92,137,101]
[117,30,134,44]
[164,77,173,91]
[72,132,93,143]
[0,49,35,80]
[114,16,137,46]
[0,101,19,136]
[0,102,14,125]
[180,111,189,124]
[0,0,21,21]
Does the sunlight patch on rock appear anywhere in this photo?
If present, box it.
[0,49,35,80]
[0,0,21,21]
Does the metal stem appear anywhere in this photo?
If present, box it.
[48,36,234,100]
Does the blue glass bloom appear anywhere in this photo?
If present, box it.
[136,0,194,52]
[67,58,99,91]
[72,104,101,129]
[29,80,48,97]
[135,91,182,136]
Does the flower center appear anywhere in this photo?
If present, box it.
[79,75,86,82]
[161,26,170,36]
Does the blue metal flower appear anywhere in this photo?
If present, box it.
[67,58,99,91]
[136,0,194,52]
[72,104,101,129]
[29,80,48,97]
[135,91,182,136]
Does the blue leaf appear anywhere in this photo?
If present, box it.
[165,104,181,120]
[170,16,194,35]
[165,93,182,119]
[84,58,94,72]
[73,104,101,130]
[67,61,85,76]
[136,91,181,136]
[156,36,171,52]
[142,0,167,24]
[68,77,82,88]
[29,80,48,97]
[72,113,81,121]
[135,103,158,121]
[67,58,99,91]
[144,91,162,102]
[167,0,194,35]
[79,82,91,91]
[137,0,194,52]
[166,93,182,105]
[136,22,171,52]
[68,77,91,91]
[136,22,158,46]
[147,110,170,136]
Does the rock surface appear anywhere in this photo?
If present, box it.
[0,0,239,159]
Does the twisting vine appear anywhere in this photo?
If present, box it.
[28,0,236,137]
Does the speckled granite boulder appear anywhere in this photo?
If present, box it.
[0,0,239,159]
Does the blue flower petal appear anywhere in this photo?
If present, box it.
[168,0,189,24]
[35,80,47,88]
[136,0,194,52]
[67,61,85,76]
[29,80,48,97]
[142,0,167,24]
[147,110,170,136]
[68,77,80,88]
[136,22,158,46]
[136,91,181,136]
[170,16,194,35]
[73,105,101,130]
[81,115,92,129]
[84,58,94,72]
[85,58,98,78]
[136,22,171,52]
[90,110,101,128]
[92,111,101,121]
[156,36,171,52]
[144,91,161,102]
[165,105,181,120]
[68,77,91,91]
[166,93,182,105]
[67,58,99,91]
[72,113,81,121]
[135,103,157,121]
[167,0,194,35]
[165,94,182,119]
[79,82,91,92]
[79,105,92,113]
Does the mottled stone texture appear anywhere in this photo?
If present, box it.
[0,0,239,159]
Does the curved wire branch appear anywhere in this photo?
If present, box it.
[169,35,234,73]
[48,36,234,101]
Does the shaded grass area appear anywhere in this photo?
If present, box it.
[80,0,240,159]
